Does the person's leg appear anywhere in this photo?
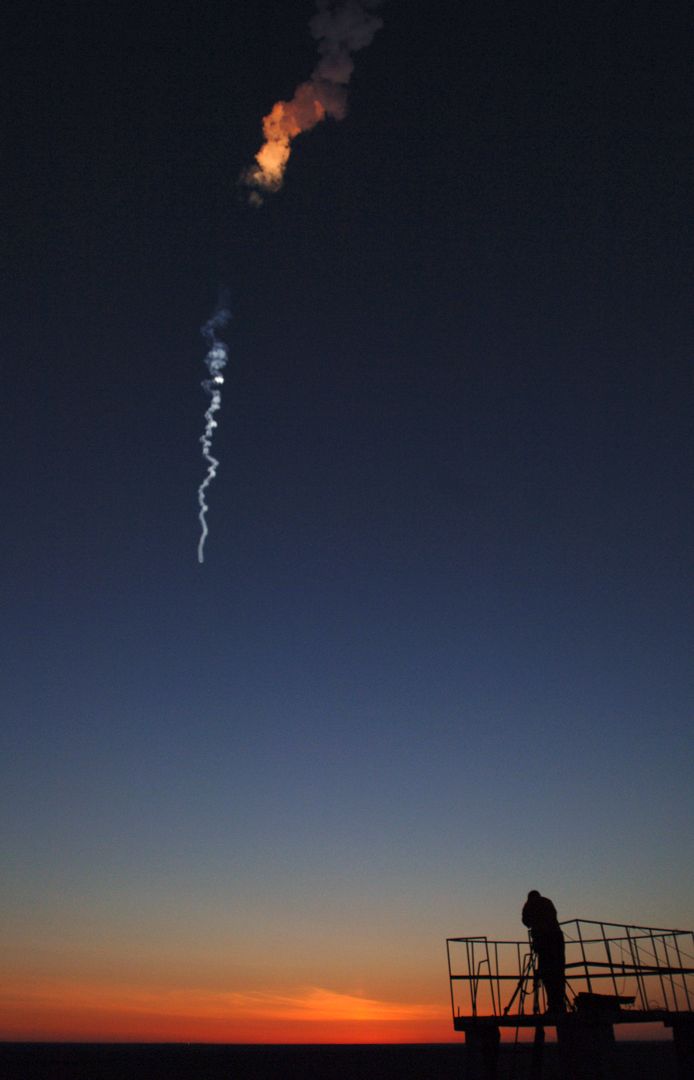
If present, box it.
[543,937,566,1011]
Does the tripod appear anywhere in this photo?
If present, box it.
[505,952,545,1080]
[504,950,541,1016]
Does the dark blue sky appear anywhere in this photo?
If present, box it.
[2,0,692,1035]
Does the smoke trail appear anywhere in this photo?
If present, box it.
[243,1,384,202]
[197,294,232,563]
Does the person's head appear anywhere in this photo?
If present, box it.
[527,890,541,900]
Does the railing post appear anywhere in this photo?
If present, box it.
[446,939,456,1026]
[601,922,620,1000]
[576,920,593,994]
[625,926,647,1009]
[650,928,670,1011]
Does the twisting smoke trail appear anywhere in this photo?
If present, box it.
[197,295,232,563]
[243,0,384,202]
[195,7,382,560]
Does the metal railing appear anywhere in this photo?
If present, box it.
[447,919,694,1025]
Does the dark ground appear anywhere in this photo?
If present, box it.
[0,1042,680,1079]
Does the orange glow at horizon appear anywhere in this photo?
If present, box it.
[0,979,452,1043]
[1,978,672,1044]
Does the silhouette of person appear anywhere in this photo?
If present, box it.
[522,890,566,1013]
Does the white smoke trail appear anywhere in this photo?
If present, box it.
[197,296,232,563]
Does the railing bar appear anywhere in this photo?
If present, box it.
[448,925,694,1023]
[601,921,621,999]
[562,961,694,973]
[663,936,678,1012]
[577,919,592,994]
[670,935,693,1012]
[627,927,646,1009]
[518,942,524,1015]
[450,974,536,981]
[650,927,669,1010]
[560,919,692,934]
[447,938,456,1024]
[664,937,690,1010]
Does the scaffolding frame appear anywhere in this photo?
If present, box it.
[446,918,694,1029]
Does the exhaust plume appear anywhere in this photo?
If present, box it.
[244,1,384,202]
[196,293,232,563]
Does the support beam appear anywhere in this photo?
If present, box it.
[671,1016,694,1080]
[462,1022,500,1080]
[556,1014,617,1080]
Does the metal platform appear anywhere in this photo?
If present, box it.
[452,1008,694,1029]
[446,919,694,1078]
[447,919,694,1021]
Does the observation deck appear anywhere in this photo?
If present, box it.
[446,919,694,1078]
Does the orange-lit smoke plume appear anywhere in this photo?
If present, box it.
[244,1,383,203]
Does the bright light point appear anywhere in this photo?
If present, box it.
[197,297,231,564]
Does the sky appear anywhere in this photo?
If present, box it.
[2,0,692,1044]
